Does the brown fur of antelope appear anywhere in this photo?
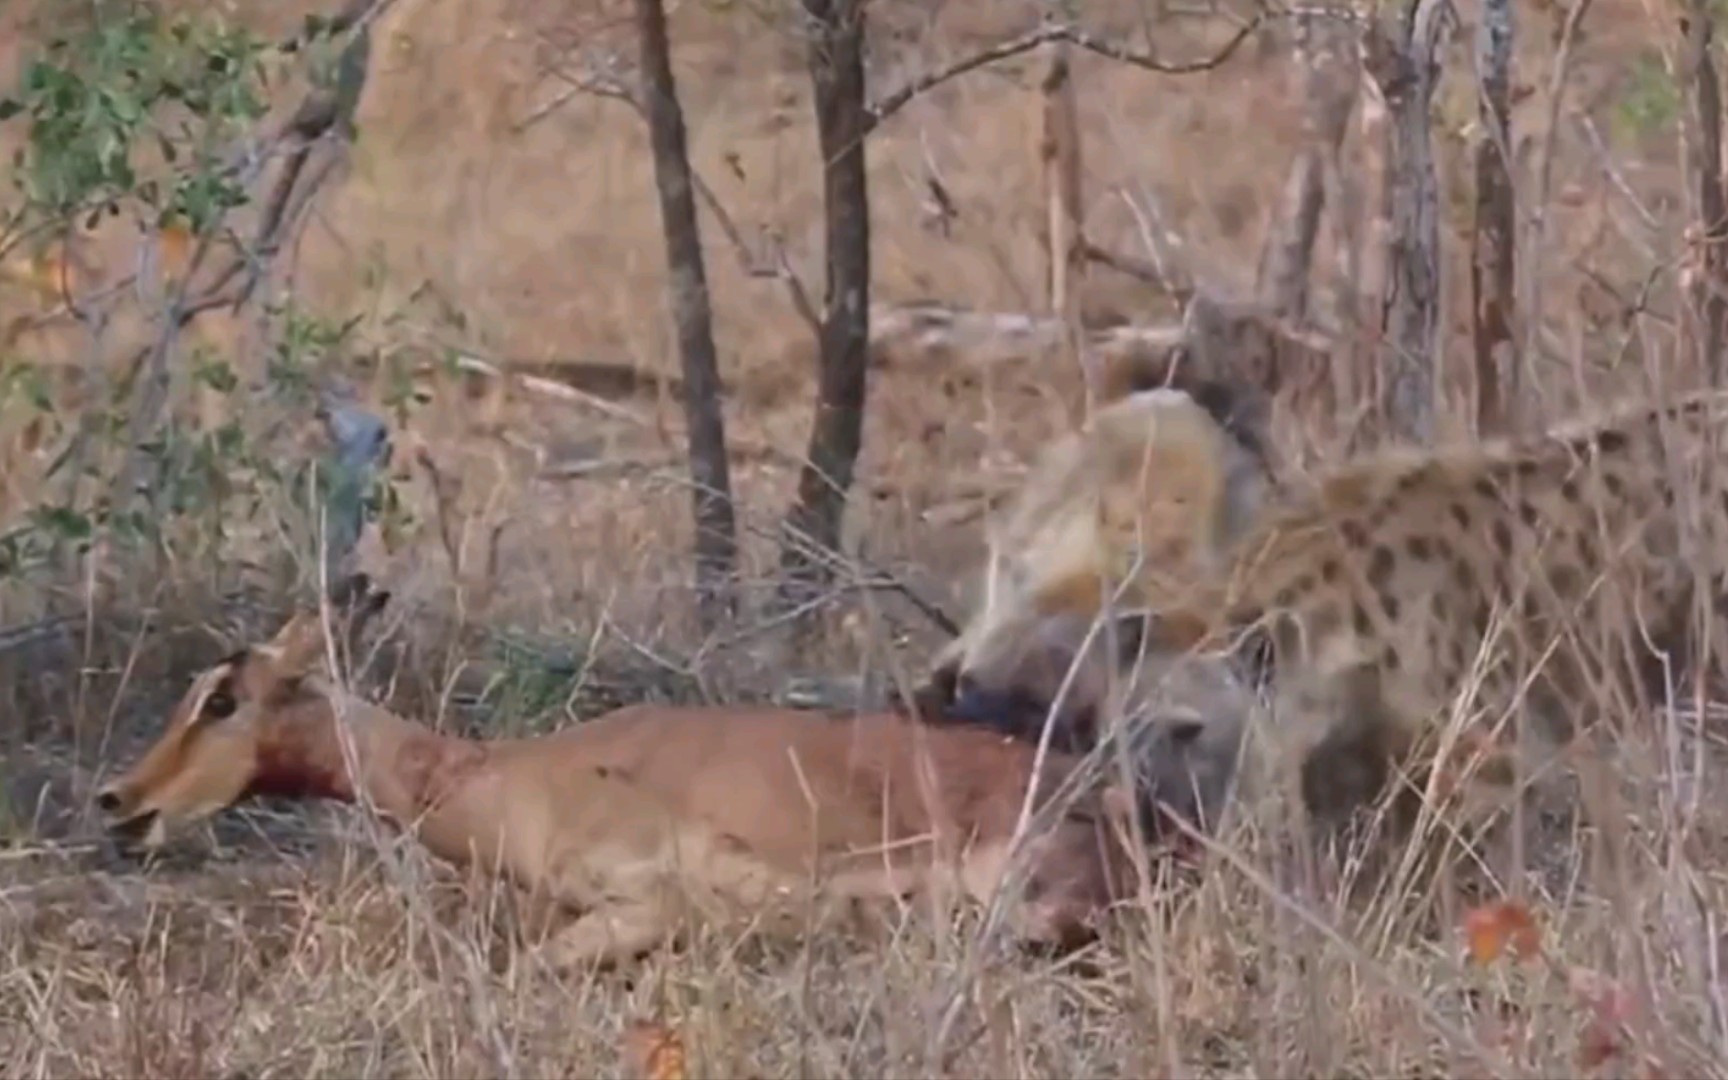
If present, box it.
[96,582,1139,968]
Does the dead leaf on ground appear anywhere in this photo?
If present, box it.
[159,223,192,281]
[1463,900,1542,965]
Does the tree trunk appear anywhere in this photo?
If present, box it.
[779,0,872,600]
[1257,8,1357,322]
[1470,0,1516,433]
[1365,0,1447,443]
[1680,0,1727,385]
[636,0,739,626]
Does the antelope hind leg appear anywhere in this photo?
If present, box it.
[538,899,678,972]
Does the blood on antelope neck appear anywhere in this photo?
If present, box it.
[249,722,355,803]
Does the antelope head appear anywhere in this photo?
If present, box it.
[95,574,389,850]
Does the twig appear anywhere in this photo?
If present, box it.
[1576,260,1675,328]
[1080,240,1177,289]
[687,179,823,335]
[518,62,638,132]
[1116,183,1198,302]
[1573,111,1661,234]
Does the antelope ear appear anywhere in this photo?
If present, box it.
[257,612,329,679]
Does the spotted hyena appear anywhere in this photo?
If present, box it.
[915,381,1274,849]
[921,383,1728,864]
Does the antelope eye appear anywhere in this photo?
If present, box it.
[203,690,238,719]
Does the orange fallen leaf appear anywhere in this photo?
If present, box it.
[1463,900,1542,965]
[621,1019,688,1080]
[159,224,192,281]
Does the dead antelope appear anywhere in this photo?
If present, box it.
[96,578,1138,968]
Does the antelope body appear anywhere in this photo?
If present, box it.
[97,584,1134,967]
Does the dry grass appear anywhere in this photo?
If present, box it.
[4,0,1728,1075]
[6,714,1727,1078]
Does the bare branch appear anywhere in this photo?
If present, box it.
[522,54,640,131]
[452,353,651,427]
[687,176,823,335]
[868,26,1054,129]
[1080,240,1179,289]
[1573,110,1658,234]
[1061,19,1261,74]
[867,14,1264,132]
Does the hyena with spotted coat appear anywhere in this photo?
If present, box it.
[922,385,1728,855]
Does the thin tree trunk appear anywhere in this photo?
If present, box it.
[1471,0,1517,432]
[1257,8,1357,323]
[779,0,872,599]
[1366,0,1447,443]
[1680,0,1727,385]
[636,0,739,625]
[1352,63,1393,450]
[1041,44,1089,417]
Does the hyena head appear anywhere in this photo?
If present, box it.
[917,383,1272,752]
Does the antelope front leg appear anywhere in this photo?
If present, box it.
[537,900,678,972]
